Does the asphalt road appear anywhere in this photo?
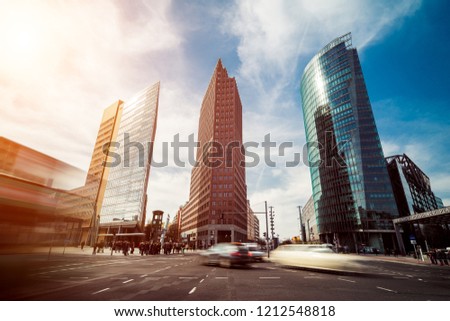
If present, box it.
[1,251,449,301]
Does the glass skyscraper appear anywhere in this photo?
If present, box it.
[300,33,398,252]
[100,82,160,230]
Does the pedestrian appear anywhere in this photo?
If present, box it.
[437,249,444,266]
[122,241,129,256]
[139,242,145,256]
[442,250,449,266]
[429,249,437,265]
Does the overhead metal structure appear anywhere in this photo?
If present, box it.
[393,206,450,255]
[393,206,450,225]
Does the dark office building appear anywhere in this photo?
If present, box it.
[386,154,445,251]
[386,154,438,216]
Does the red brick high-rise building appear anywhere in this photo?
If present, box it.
[181,59,247,248]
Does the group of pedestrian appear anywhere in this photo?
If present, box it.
[138,242,162,255]
[162,242,184,255]
[428,249,450,266]
[384,248,399,257]
[136,241,187,255]
[82,239,190,256]
[92,241,105,255]
[110,241,135,255]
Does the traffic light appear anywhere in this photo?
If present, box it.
[263,232,267,238]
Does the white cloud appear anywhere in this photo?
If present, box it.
[222,0,421,106]
[381,140,402,158]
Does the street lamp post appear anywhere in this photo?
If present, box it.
[92,215,100,255]
[264,201,270,258]
[210,230,215,247]
[298,206,306,242]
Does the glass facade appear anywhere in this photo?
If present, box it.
[100,83,160,227]
[300,33,398,251]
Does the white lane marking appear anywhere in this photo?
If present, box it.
[92,288,110,295]
[69,277,89,279]
[179,277,198,280]
[304,276,323,279]
[38,263,83,270]
[144,277,162,281]
[338,278,356,283]
[200,279,205,283]
[34,261,127,276]
[123,279,134,284]
[406,275,413,278]
[259,276,280,279]
[215,277,228,279]
[376,286,397,293]
[153,266,171,273]
[188,287,197,294]
[141,274,148,278]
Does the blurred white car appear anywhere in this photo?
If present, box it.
[270,244,370,274]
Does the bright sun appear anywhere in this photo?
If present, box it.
[16,29,38,52]
[0,4,48,71]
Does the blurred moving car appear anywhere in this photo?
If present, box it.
[270,244,370,274]
[243,243,266,262]
[200,242,251,268]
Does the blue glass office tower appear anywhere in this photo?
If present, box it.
[300,33,399,252]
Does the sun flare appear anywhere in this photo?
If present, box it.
[0,4,50,71]
[16,29,38,52]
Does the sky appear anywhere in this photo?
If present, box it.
[1,0,449,241]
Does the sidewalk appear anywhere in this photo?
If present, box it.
[0,246,201,257]
[349,253,444,267]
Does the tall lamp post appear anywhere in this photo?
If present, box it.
[92,215,100,255]
[298,206,306,242]
[210,230,215,247]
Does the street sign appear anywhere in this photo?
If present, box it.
[410,240,417,245]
